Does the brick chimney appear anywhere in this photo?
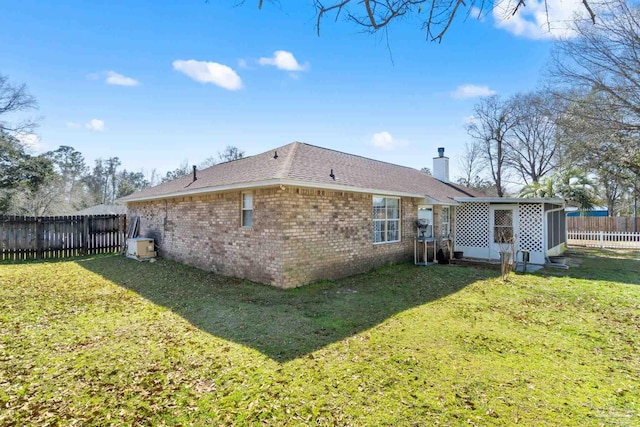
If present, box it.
[433,147,449,183]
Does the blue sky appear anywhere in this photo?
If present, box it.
[1,0,586,181]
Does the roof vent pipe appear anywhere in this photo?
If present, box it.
[192,165,197,181]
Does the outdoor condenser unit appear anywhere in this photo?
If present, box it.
[126,238,156,261]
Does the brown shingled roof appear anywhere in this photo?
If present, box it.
[118,142,484,203]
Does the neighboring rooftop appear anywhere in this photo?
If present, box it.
[119,142,485,203]
[74,204,127,215]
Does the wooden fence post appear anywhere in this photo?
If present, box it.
[119,215,126,254]
[82,216,89,256]
[35,217,42,259]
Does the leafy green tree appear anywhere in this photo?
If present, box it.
[0,132,24,188]
[596,164,629,216]
[161,146,245,184]
[519,168,596,211]
[162,160,191,183]
[218,145,245,163]
[0,131,56,214]
[0,132,24,212]
[12,156,57,216]
[45,146,87,187]
[456,176,497,196]
[84,157,122,204]
[117,170,149,198]
[43,145,91,210]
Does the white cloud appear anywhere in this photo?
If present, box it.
[463,115,478,125]
[451,84,496,99]
[469,6,484,21]
[67,119,107,131]
[86,119,105,132]
[87,71,140,86]
[16,133,44,152]
[370,131,408,150]
[258,50,309,72]
[105,71,139,86]
[238,59,249,69]
[172,59,243,91]
[492,0,586,39]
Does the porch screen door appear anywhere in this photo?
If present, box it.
[489,205,518,259]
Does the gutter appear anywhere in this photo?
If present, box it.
[118,178,428,204]
[454,197,565,204]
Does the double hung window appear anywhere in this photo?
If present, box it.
[241,192,253,227]
[373,196,400,243]
[441,206,450,237]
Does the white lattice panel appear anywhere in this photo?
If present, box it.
[518,203,543,252]
[455,203,490,248]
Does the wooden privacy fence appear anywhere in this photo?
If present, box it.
[567,230,640,249]
[567,217,640,233]
[0,214,126,261]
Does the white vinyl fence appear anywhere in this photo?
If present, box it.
[567,230,640,249]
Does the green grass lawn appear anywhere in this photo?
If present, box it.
[1,249,638,426]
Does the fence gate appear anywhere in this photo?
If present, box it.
[0,214,126,261]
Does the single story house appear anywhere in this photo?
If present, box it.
[119,142,565,287]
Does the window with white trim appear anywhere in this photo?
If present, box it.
[441,206,450,237]
[241,192,253,227]
[373,196,400,243]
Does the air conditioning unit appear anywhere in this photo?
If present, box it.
[126,238,156,261]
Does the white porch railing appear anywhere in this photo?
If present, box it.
[567,231,640,249]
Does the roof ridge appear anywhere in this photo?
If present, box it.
[277,141,299,179]
[441,181,476,197]
[297,141,425,173]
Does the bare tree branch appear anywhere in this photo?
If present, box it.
[582,0,596,23]
[243,0,598,43]
[549,0,640,157]
[315,0,351,36]
[504,91,565,184]
[466,95,516,197]
[431,0,466,43]
[512,0,526,17]
[0,75,39,136]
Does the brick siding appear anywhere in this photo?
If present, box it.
[279,188,419,287]
[127,189,284,285]
[127,186,423,288]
